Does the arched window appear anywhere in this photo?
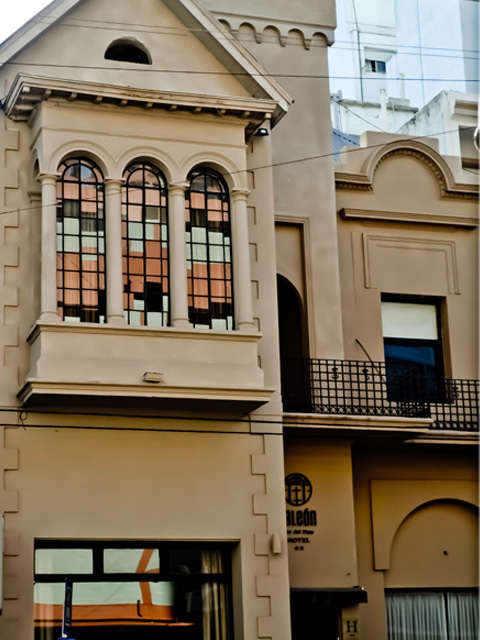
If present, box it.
[122,162,169,326]
[185,168,233,330]
[56,158,106,323]
[105,39,152,65]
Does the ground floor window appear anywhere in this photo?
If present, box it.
[386,590,479,640]
[34,541,231,640]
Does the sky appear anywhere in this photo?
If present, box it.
[0,0,53,43]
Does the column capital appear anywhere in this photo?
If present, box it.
[37,172,60,185]
[168,181,190,195]
[105,177,125,191]
[230,188,251,201]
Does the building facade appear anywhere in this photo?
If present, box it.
[0,1,478,639]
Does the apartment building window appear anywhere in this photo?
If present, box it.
[34,540,231,639]
[381,298,445,402]
[185,169,234,330]
[386,590,479,639]
[365,59,386,73]
[56,158,106,323]
[122,162,169,326]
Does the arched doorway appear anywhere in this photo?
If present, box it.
[277,275,310,412]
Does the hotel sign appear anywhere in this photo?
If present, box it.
[285,473,318,551]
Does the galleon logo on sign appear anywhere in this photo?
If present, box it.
[285,473,317,551]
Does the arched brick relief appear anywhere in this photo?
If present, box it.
[117,147,177,184]
[311,32,329,47]
[262,25,286,47]
[220,18,332,48]
[180,152,246,192]
[287,29,306,48]
[370,479,478,571]
[385,499,479,587]
[218,18,231,32]
[237,22,261,44]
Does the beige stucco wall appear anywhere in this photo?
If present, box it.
[352,446,478,640]
[1,421,291,639]
[230,27,345,359]
[284,437,358,588]
[1,0,253,99]
[202,0,337,34]
[336,137,479,378]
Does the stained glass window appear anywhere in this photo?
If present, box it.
[56,158,106,323]
[122,162,169,327]
[185,169,233,330]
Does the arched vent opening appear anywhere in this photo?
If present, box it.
[104,39,152,65]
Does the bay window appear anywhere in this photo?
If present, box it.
[47,158,254,333]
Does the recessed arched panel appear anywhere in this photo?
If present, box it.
[385,499,479,588]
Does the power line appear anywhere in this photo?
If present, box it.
[0,406,434,435]
[334,100,386,133]
[0,128,466,220]
[3,14,480,56]
[0,59,476,82]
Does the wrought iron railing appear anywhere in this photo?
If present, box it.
[281,359,478,431]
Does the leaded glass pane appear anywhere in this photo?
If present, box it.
[185,168,234,330]
[56,158,106,323]
[122,162,169,327]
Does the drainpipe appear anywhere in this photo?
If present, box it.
[351,0,364,101]
[380,89,389,132]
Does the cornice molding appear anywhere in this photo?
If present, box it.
[27,321,262,344]
[18,379,274,414]
[339,207,479,228]
[218,16,333,48]
[5,74,279,131]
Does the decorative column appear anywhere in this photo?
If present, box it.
[230,189,255,332]
[104,178,126,325]
[168,182,191,329]
[39,173,60,322]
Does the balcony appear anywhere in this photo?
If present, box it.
[281,359,478,431]
[18,322,273,414]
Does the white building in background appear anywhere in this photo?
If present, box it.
[398,90,479,169]
[328,0,479,139]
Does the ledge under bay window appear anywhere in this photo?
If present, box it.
[18,322,272,413]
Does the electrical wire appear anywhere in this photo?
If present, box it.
[334,100,387,133]
[2,14,480,56]
[0,127,468,220]
[0,59,476,82]
[0,406,435,436]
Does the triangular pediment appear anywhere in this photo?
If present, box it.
[0,0,290,123]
